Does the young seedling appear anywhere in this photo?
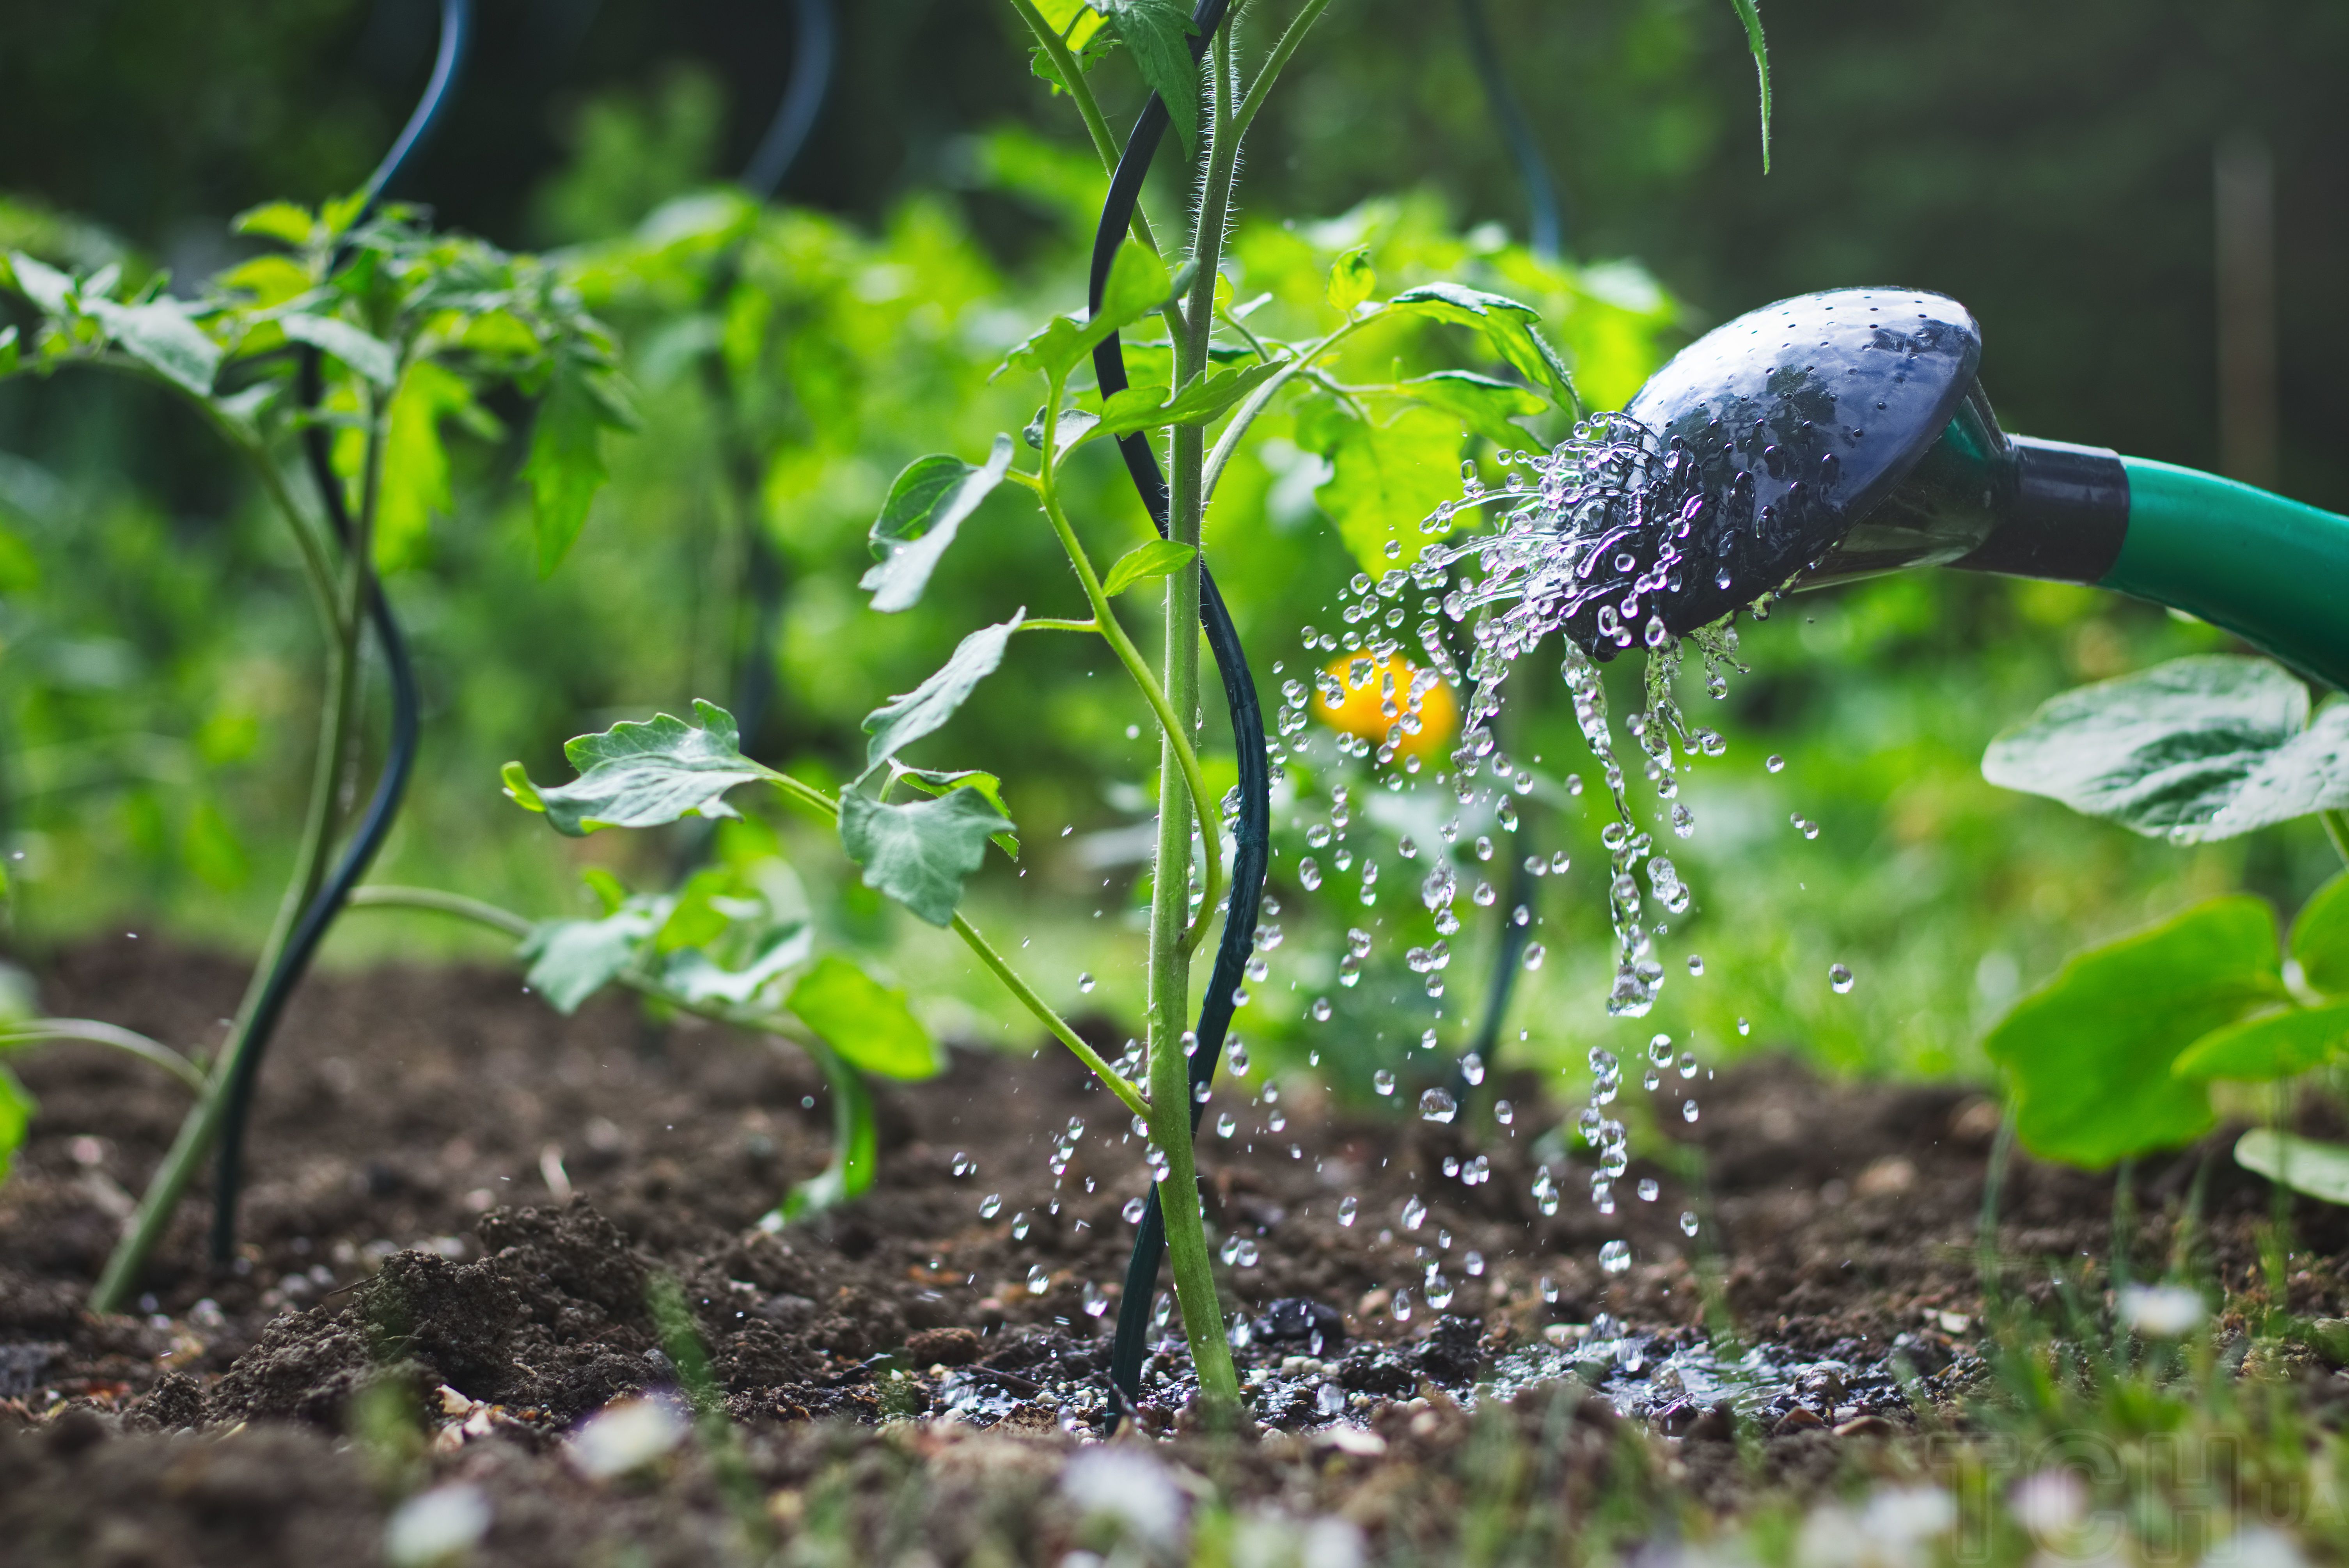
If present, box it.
[0,199,633,1313]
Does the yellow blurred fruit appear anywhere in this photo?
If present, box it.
[1314,653,1458,759]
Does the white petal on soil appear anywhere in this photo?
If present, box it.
[567,1396,688,1479]
[1060,1449,1185,1546]
[2117,1283,2205,1337]
[384,1484,491,1567]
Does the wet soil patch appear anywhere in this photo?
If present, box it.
[5,937,2345,1564]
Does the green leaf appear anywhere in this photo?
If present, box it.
[1099,358,1284,436]
[1387,282,1580,410]
[1982,656,2349,843]
[1727,0,1772,173]
[0,1062,30,1184]
[233,201,317,247]
[2292,871,2349,995]
[2235,1129,2349,1206]
[861,436,1015,613]
[1101,537,1196,596]
[521,902,662,1013]
[862,614,1024,772]
[1098,238,1175,329]
[522,351,623,576]
[518,699,771,837]
[1093,0,1202,151]
[660,922,815,1007]
[84,299,221,397]
[894,767,1020,857]
[655,868,734,954]
[1983,896,2287,1168]
[0,325,18,377]
[788,956,941,1080]
[279,312,398,388]
[1326,245,1376,313]
[1304,399,1469,575]
[375,359,489,572]
[2174,1001,2349,1082]
[6,252,76,317]
[1400,370,1549,446]
[838,787,1011,926]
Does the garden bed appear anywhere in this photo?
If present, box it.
[5,936,2345,1565]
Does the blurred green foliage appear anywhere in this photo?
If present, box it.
[0,2,2341,1116]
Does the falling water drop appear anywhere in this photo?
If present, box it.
[1418,1087,1458,1123]
[1765,754,1785,774]
[1680,1210,1700,1237]
[1309,996,1332,1022]
[1077,972,1096,994]
[1122,1196,1147,1223]
[1637,1178,1659,1202]
[1401,1194,1428,1229]
[1337,1194,1359,1226]
[1013,1211,1032,1239]
[1599,1240,1632,1274]
[1373,1069,1397,1096]
[1522,943,1545,971]
[1216,1113,1237,1139]
[1829,962,1855,994]
[1687,953,1705,976]
[979,1193,1002,1219]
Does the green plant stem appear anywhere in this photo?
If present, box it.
[1016,617,1101,634]
[1144,18,1243,1418]
[1200,312,1375,505]
[92,389,388,1315]
[0,1020,207,1093]
[949,913,1149,1118]
[1004,0,1160,257]
[1035,394,1223,952]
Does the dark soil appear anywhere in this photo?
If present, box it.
[5,935,2346,1565]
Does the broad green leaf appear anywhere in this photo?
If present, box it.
[1326,245,1376,313]
[894,767,1019,857]
[520,902,661,1013]
[217,254,315,309]
[788,955,940,1080]
[2174,1001,2349,1082]
[1100,358,1284,437]
[1098,238,1174,329]
[514,699,771,837]
[280,312,397,388]
[1306,400,1469,575]
[1982,656,2349,843]
[2292,871,2349,996]
[375,359,490,572]
[861,435,1015,613]
[655,868,734,954]
[0,1063,30,1183]
[839,786,1011,926]
[862,613,1024,772]
[1984,896,2286,1168]
[84,299,221,397]
[233,201,317,246]
[778,1061,876,1222]
[1024,404,1100,453]
[1102,538,1196,596]
[1094,0,1202,151]
[522,351,619,576]
[660,922,815,1007]
[1727,0,1772,172]
[1400,370,1549,446]
[1388,282,1579,410]
[2235,1129,2349,1206]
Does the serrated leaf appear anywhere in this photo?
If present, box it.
[1727,0,1772,173]
[861,436,1015,613]
[1400,370,1549,446]
[84,299,221,397]
[1388,283,1579,410]
[839,786,1010,926]
[788,955,940,1080]
[998,243,1174,383]
[520,901,661,1013]
[0,1063,30,1183]
[1326,245,1376,313]
[1024,404,1100,453]
[1102,537,1196,596]
[280,312,398,388]
[862,614,1024,772]
[2174,1001,2349,1082]
[376,359,490,572]
[2236,1129,2349,1206]
[1983,656,2349,843]
[233,201,317,246]
[519,699,771,837]
[660,922,814,1007]
[2294,871,2349,996]
[1100,358,1284,436]
[1307,400,1469,574]
[1093,0,1202,151]
[1984,896,2286,1168]
[895,767,1019,857]
[6,252,76,317]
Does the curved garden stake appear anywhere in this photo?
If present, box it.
[1084,0,1276,1428]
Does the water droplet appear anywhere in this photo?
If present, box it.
[1637,1178,1659,1202]
[1425,1270,1455,1308]
[1682,1100,1700,1123]
[1522,943,1545,971]
[1083,1279,1109,1317]
[1373,1070,1396,1096]
[1392,1288,1413,1322]
[1737,1016,1751,1037]
[1687,953,1705,976]
[1076,972,1096,994]
[1216,1112,1237,1139]
[1647,1034,1673,1067]
[1298,857,1323,891]
[979,1193,1002,1219]
[1599,1240,1632,1274]
[1765,754,1785,774]
[1494,1098,1514,1126]
[1540,1275,1559,1303]
[1680,1210,1700,1236]
[1337,1194,1359,1226]
[1680,1052,1698,1078]
[1401,1194,1427,1229]
[1123,1195,1147,1223]
[1419,1087,1458,1123]
[1013,1211,1032,1239]
[950,1152,973,1177]
[1829,962,1854,994]
[1309,996,1332,1022]
[1027,1264,1050,1295]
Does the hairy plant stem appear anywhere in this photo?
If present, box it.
[92,390,388,1314]
[1144,20,1243,1417]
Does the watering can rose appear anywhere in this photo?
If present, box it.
[1315,654,1458,759]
